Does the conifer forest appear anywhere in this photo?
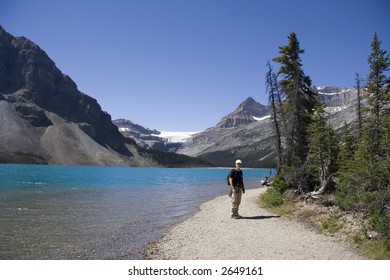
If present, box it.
[265,32,390,251]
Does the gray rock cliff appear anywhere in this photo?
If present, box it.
[0,25,156,166]
[182,87,361,167]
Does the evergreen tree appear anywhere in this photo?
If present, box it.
[366,33,390,151]
[272,32,317,190]
[336,33,390,239]
[338,122,357,164]
[308,103,339,194]
[362,33,390,228]
[335,123,359,210]
[273,32,317,168]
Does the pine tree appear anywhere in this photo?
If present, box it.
[272,32,317,190]
[358,33,390,210]
[273,32,317,168]
[308,103,339,194]
[338,122,357,164]
[335,123,359,210]
[336,33,390,239]
[366,33,390,151]
[362,33,390,230]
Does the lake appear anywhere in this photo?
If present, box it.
[0,164,272,259]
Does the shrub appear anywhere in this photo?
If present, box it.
[271,172,290,194]
[260,188,285,207]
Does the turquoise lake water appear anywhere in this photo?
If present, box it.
[0,164,273,259]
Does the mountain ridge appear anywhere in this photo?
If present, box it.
[0,25,155,166]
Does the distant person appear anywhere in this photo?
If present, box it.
[229,159,245,219]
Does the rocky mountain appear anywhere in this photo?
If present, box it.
[179,87,361,167]
[112,119,185,152]
[116,88,361,168]
[177,97,275,167]
[0,25,156,166]
[215,97,269,128]
[317,86,357,107]
[115,97,275,167]
[316,86,363,131]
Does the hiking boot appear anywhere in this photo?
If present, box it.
[231,214,242,219]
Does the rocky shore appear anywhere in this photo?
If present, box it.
[148,188,364,260]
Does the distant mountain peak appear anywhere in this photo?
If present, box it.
[217,97,269,128]
[113,119,160,136]
[241,97,257,104]
[242,96,256,104]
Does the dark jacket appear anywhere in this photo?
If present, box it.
[229,169,245,193]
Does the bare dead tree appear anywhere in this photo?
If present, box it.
[355,72,363,139]
[266,61,283,171]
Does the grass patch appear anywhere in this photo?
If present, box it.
[260,188,284,207]
[300,210,318,224]
[321,213,345,234]
[259,189,298,216]
[360,240,390,260]
[258,188,390,259]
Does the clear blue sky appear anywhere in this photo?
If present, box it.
[1,0,389,131]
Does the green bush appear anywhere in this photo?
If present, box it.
[271,172,290,194]
[370,208,390,240]
[361,240,390,260]
[260,188,285,207]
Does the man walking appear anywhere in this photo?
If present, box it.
[229,159,245,219]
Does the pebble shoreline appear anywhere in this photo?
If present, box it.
[148,188,364,260]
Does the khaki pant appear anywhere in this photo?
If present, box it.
[231,189,242,216]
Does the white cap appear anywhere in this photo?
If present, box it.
[235,159,242,164]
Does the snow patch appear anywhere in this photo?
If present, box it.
[316,87,350,95]
[324,105,348,113]
[253,115,271,121]
[151,131,199,143]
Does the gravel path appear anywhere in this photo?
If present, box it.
[149,188,364,260]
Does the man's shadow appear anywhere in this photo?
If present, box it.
[241,215,280,220]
